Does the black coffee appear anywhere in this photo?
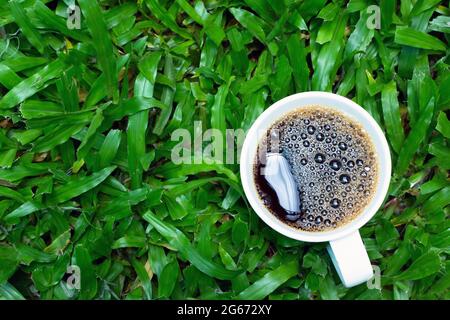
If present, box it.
[254,106,378,232]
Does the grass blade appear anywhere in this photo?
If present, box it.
[0,59,65,111]
[229,8,266,43]
[395,27,447,51]
[157,260,179,298]
[236,259,298,299]
[394,251,442,281]
[0,63,22,89]
[286,34,309,92]
[99,129,121,168]
[47,166,116,204]
[422,186,450,215]
[436,112,450,138]
[0,186,26,203]
[145,0,192,39]
[73,245,97,299]
[0,282,25,300]
[78,0,118,101]
[33,1,89,42]
[4,201,43,222]
[9,0,45,54]
[152,54,175,135]
[128,52,161,188]
[32,124,85,153]
[312,40,342,91]
[174,0,203,25]
[381,81,405,154]
[131,257,153,300]
[395,97,435,176]
[211,81,230,137]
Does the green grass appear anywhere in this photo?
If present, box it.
[0,0,449,300]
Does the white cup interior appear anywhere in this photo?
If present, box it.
[240,92,391,242]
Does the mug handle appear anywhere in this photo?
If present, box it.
[327,230,373,288]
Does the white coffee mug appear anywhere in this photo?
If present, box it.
[240,92,391,288]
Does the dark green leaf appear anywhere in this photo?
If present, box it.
[236,259,298,299]
[381,81,405,153]
[394,252,442,281]
[395,27,447,51]
[47,166,116,204]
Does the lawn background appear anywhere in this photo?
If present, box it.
[0,0,449,300]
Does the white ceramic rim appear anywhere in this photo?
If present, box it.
[240,92,391,242]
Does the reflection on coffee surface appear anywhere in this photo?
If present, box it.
[254,106,378,232]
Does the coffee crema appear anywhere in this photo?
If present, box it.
[254,105,379,232]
